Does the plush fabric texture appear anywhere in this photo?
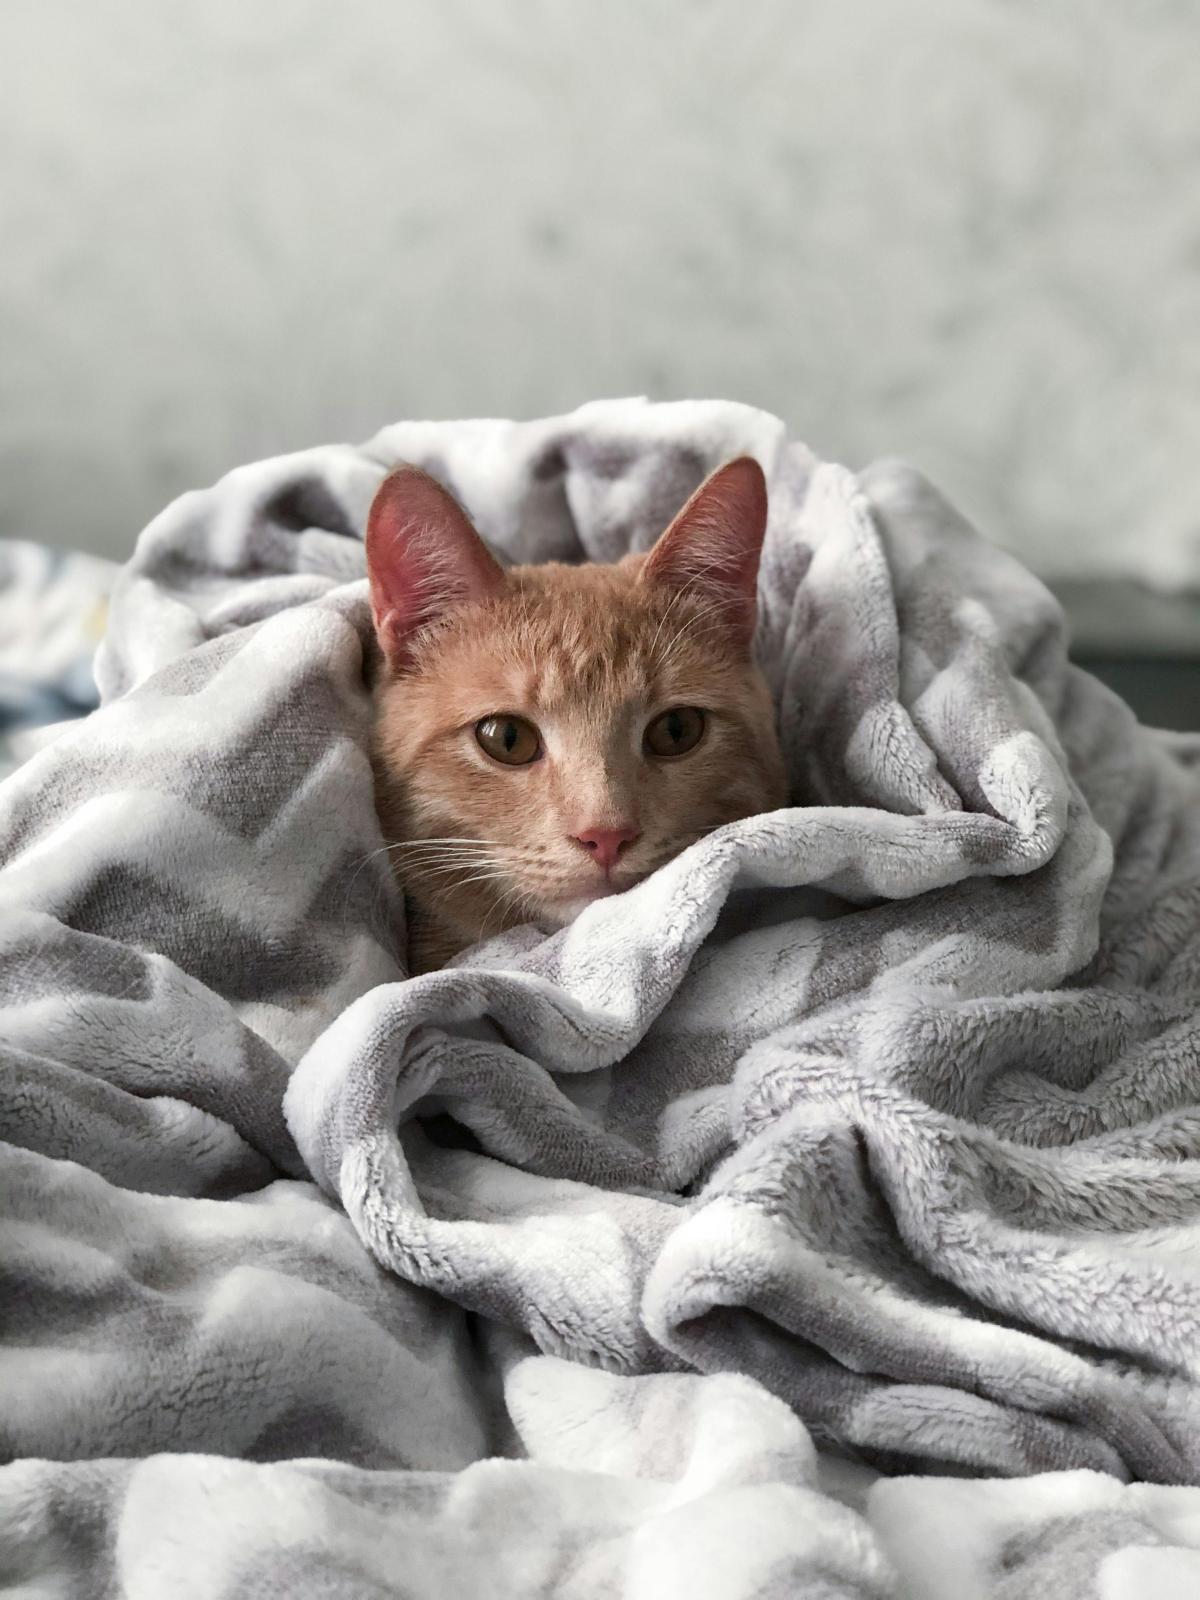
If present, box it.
[3,398,1200,1595]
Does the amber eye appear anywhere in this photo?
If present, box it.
[644,707,706,759]
[475,715,542,766]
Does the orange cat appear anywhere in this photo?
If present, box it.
[367,457,787,972]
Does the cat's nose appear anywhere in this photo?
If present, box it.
[570,825,641,872]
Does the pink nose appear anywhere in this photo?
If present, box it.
[570,825,641,872]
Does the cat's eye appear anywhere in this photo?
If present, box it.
[644,707,706,759]
[475,715,542,766]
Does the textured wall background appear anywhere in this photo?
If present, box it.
[3,0,1198,583]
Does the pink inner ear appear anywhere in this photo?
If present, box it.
[366,466,504,666]
[640,456,769,647]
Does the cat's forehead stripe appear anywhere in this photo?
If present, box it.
[474,588,635,704]
[411,566,741,725]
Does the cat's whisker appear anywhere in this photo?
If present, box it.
[390,847,499,866]
[452,870,516,894]
[352,842,417,871]
[474,887,510,945]
[406,846,494,858]
[653,619,724,678]
[390,838,492,851]
[385,837,494,853]
[407,865,504,885]
[394,856,495,872]
[408,851,512,876]
[647,556,728,646]
[341,847,400,926]
[477,880,537,945]
[343,834,490,908]
[651,595,732,673]
[393,862,493,888]
[647,577,705,666]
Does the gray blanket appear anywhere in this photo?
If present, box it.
[4,399,1200,1596]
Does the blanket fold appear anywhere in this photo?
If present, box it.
[4,398,1200,1596]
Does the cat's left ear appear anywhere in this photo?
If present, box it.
[366,465,505,668]
[639,456,768,650]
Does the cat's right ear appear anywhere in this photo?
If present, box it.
[365,466,504,668]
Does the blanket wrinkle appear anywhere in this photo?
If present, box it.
[4,398,1200,1595]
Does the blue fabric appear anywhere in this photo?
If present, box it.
[0,538,116,774]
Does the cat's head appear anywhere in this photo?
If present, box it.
[367,457,787,951]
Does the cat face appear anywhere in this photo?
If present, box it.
[367,458,787,958]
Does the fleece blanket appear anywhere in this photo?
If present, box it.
[3,398,1200,1596]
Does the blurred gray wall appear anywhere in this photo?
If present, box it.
[3,0,1198,584]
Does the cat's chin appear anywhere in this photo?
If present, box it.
[535,886,623,930]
